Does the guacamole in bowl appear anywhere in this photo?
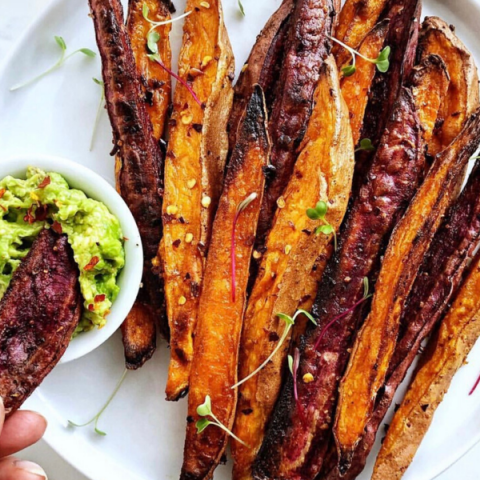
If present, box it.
[0,166,125,336]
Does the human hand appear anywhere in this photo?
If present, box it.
[0,398,47,479]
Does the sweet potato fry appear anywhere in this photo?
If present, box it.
[127,0,172,141]
[253,86,423,480]
[181,86,269,480]
[89,0,166,368]
[333,0,389,69]
[334,102,480,473]
[410,54,450,147]
[158,0,235,400]
[340,19,389,145]
[232,56,354,480]
[229,0,294,149]
[372,249,480,480]
[418,16,479,156]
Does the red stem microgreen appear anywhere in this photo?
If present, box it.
[196,395,249,446]
[355,138,375,154]
[68,369,128,436]
[147,53,202,107]
[314,277,372,351]
[90,77,105,151]
[328,35,391,77]
[231,193,258,302]
[306,201,337,250]
[288,348,301,411]
[231,309,316,389]
[10,36,96,91]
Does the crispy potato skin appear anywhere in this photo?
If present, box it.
[180,87,269,480]
[340,20,389,145]
[159,0,234,401]
[373,251,480,480]
[334,86,480,471]
[418,16,479,156]
[89,0,165,367]
[127,0,172,141]
[232,56,354,480]
[253,87,423,480]
[333,0,389,69]
[410,54,450,146]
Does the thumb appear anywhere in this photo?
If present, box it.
[0,457,47,480]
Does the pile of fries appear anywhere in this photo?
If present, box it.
[88,0,480,478]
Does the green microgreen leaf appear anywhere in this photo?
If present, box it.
[363,276,373,299]
[288,354,294,375]
[374,46,391,73]
[68,369,128,436]
[238,0,245,16]
[306,208,320,220]
[196,417,211,433]
[142,3,150,19]
[296,309,317,326]
[277,312,294,326]
[92,77,103,86]
[342,64,357,77]
[147,31,160,54]
[356,138,375,153]
[307,200,337,250]
[197,395,212,417]
[90,77,106,151]
[10,36,96,91]
[316,224,334,235]
[236,192,258,215]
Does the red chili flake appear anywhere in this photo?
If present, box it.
[35,204,48,222]
[94,294,106,303]
[88,304,95,311]
[37,176,51,189]
[84,256,100,271]
[0,188,5,199]
[24,206,36,224]
[51,221,63,234]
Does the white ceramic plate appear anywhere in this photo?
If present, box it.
[1,0,480,479]
[0,155,143,364]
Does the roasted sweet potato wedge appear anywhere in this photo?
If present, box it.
[158,0,235,401]
[181,86,269,480]
[333,0,389,69]
[229,0,294,150]
[232,56,354,480]
[372,250,480,480]
[127,0,172,141]
[340,19,389,145]
[0,229,81,417]
[418,16,479,156]
[410,54,450,147]
[89,0,166,368]
[255,0,335,252]
[334,102,480,473]
[254,86,423,480]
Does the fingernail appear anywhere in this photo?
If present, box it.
[14,460,48,479]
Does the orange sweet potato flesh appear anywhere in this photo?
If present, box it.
[418,17,479,156]
[372,251,480,480]
[232,56,354,480]
[340,19,389,145]
[333,0,389,69]
[127,0,172,141]
[157,0,235,401]
[410,54,450,147]
[334,107,480,471]
[181,86,269,480]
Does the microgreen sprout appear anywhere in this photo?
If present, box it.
[314,277,372,350]
[469,373,480,395]
[10,36,96,91]
[147,53,202,107]
[90,77,105,151]
[328,35,390,77]
[231,193,258,302]
[238,0,246,16]
[68,369,128,436]
[288,348,301,409]
[231,309,316,389]
[142,3,192,35]
[355,138,375,153]
[196,395,248,446]
[306,201,337,250]
[470,156,480,162]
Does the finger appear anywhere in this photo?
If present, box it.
[0,411,47,457]
[0,398,5,435]
[0,457,47,480]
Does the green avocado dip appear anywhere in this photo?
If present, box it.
[0,167,125,335]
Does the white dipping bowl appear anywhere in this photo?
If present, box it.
[0,155,143,363]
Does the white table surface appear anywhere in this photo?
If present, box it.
[1,1,479,479]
